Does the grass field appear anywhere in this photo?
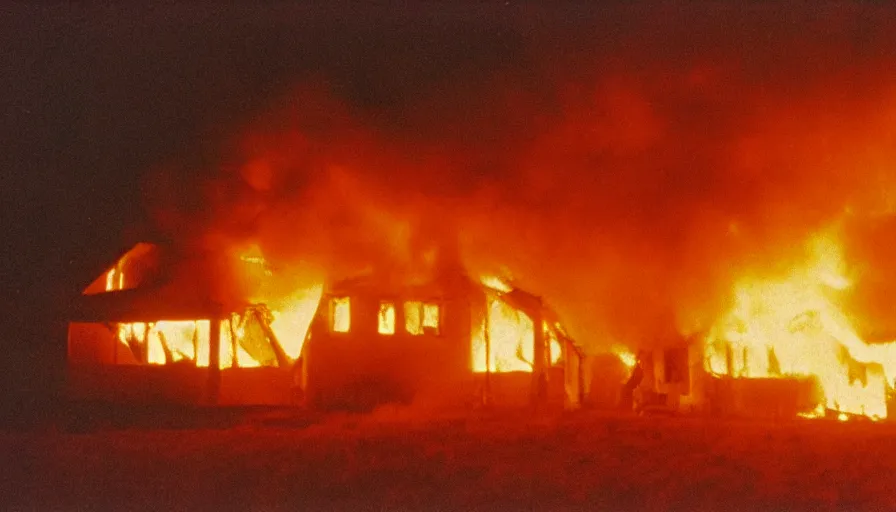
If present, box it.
[2,406,894,511]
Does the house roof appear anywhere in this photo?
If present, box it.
[70,241,249,322]
[69,284,235,323]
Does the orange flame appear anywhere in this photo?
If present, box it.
[705,230,896,419]
[103,246,324,369]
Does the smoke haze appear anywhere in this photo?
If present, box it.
[139,4,896,350]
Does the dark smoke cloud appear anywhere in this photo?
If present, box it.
[144,4,896,350]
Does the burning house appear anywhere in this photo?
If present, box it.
[615,229,896,421]
[301,268,585,410]
[66,240,586,410]
[65,241,314,405]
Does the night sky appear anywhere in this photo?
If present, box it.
[4,3,896,411]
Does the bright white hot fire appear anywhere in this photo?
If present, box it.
[704,229,896,419]
[102,245,323,369]
[472,275,563,373]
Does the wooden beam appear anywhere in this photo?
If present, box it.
[207,315,221,405]
[254,309,290,369]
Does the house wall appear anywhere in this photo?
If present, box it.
[67,322,296,406]
[66,364,295,405]
[66,364,208,404]
[68,322,139,365]
[303,290,475,409]
[641,342,824,418]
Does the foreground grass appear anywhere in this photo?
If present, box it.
[1,407,894,511]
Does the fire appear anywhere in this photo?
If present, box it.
[481,274,513,293]
[612,345,637,370]
[483,297,535,372]
[705,230,896,419]
[267,285,324,358]
[472,275,563,373]
[103,247,324,368]
[471,297,563,373]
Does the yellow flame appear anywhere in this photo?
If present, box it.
[268,284,324,358]
[404,301,423,335]
[331,297,351,333]
[480,274,513,293]
[472,298,534,372]
[378,301,396,335]
[705,230,896,419]
[612,345,637,370]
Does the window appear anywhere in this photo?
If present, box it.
[378,301,396,335]
[663,347,689,394]
[404,301,423,335]
[422,303,440,334]
[405,301,441,335]
[330,297,351,333]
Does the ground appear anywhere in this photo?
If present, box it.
[1,406,894,511]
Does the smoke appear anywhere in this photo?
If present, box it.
[143,4,896,350]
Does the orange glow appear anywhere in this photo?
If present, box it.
[378,301,396,335]
[472,297,534,372]
[480,274,512,293]
[330,297,351,333]
[422,303,440,333]
[704,230,896,419]
[98,245,326,369]
[548,337,563,366]
[105,269,115,291]
[268,284,323,358]
[612,345,637,370]
[404,301,423,335]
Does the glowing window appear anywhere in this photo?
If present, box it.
[404,301,423,335]
[378,302,396,335]
[423,303,440,334]
[330,297,351,333]
[405,301,440,335]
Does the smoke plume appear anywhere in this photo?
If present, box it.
[144,4,896,350]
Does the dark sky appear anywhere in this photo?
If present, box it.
[4,3,896,406]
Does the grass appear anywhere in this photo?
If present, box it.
[1,406,894,511]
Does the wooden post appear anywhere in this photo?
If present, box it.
[255,309,290,368]
[531,305,546,405]
[157,331,173,364]
[207,314,221,405]
[484,300,492,406]
[229,316,238,368]
[192,323,199,365]
[577,347,586,407]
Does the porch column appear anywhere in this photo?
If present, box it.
[207,311,222,405]
[531,307,546,404]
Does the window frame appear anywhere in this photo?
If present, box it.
[403,300,442,336]
[329,296,351,334]
[377,300,396,336]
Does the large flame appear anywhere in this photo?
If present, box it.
[705,230,896,419]
[471,278,563,373]
[103,246,323,369]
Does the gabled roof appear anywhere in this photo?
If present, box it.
[69,285,235,323]
[69,241,248,322]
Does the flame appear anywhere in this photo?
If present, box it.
[612,345,637,370]
[705,230,896,419]
[267,284,324,358]
[404,301,424,335]
[378,301,396,335]
[472,298,534,372]
[330,296,351,333]
[105,254,325,368]
[480,274,513,293]
[105,269,115,291]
